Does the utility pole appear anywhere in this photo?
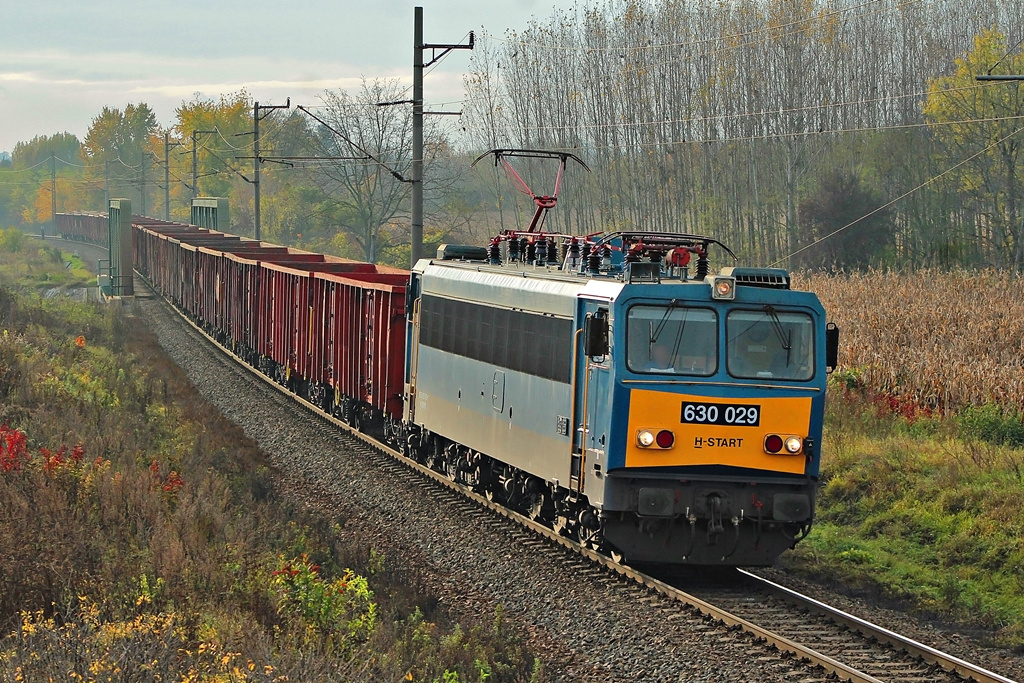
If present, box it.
[104,160,110,211]
[140,153,147,217]
[164,133,171,221]
[410,7,473,268]
[48,151,56,239]
[254,102,260,240]
[192,132,198,202]
[412,9,424,268]
[254,99,290,241]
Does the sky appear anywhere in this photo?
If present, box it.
[0,0,573,155]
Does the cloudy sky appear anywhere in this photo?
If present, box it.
[0,0,573,155]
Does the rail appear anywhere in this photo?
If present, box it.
[137,271,1018,683]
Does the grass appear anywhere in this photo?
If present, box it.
[783,381,1024,648]
[6,235,1019,665]
[0,231,94,291]
[0,248,544,681]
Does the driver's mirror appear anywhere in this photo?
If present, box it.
[825,322,839,373]
[583,311,609,358]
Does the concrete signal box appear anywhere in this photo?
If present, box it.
[108,199,133,297]
[191,197,229,234]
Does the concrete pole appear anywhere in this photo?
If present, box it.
[411,6,424,268]
[48,151,56,239]
[191,131,198,202]
[254,100,261,241]
[164,133,171,221]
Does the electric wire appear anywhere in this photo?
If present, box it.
[491,0,900,53]
[483,113,1024,152]
[514,81,1001,134]
[768,124,1024,267]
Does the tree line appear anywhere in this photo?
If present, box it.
[0,85,465,266]
[1,0,1023,270]
[462,0,1024,270]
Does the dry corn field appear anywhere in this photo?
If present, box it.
[797,270,1024,415]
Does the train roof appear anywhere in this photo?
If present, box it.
[417,249,805,316]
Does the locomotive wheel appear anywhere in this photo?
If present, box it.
[553,515,573,538]
[527,493,549,523]
[579,524,602,551]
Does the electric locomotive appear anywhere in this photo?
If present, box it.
[402,230,838,565]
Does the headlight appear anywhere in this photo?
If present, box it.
[711,276,736,300]
[765,434,805,454]
[655,430,675,448]
[637,430,655,447]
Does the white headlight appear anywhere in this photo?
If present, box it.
[785,436,803,454]
[711,276,736,300]
[637,430,655,447]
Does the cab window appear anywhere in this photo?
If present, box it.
[727,308,814,381]
[627,305,717,375]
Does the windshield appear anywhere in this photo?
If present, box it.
[627,305,717,375]
[726,308,814,381]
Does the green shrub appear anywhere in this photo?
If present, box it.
[956,403,1024,447]
[788,387,1024,648]
[0,228,24,253]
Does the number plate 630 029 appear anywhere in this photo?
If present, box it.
[680,401,760,427]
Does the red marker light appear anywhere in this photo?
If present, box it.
[764,434,784,453]
[656,430,675,448]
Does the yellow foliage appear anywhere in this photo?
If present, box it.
[8,602,284,682]
[923,28,1024,260]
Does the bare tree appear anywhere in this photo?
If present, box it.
[461,0,1024,268]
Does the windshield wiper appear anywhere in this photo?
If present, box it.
[650,299,679,344]
[764,305,792,366]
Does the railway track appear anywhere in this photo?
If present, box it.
[134,269,1018,683]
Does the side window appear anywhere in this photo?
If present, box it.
[418,295,572,382]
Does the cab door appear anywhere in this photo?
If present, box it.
[570,300,610,493]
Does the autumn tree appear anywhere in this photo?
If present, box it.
[306,78,454,263]
[82,104,159,213]
[171,92,255,225]
[12,133,81,168]
[794,170,893,270]
[463,0,1024,267]
[924,28,1024,269]
[2,133,89,227]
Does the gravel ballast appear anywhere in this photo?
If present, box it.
[137,293,1024,683]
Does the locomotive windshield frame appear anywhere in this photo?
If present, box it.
[726,307,816,382]
[625,304,718,376]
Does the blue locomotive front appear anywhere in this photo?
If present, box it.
[403,231,836,566]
